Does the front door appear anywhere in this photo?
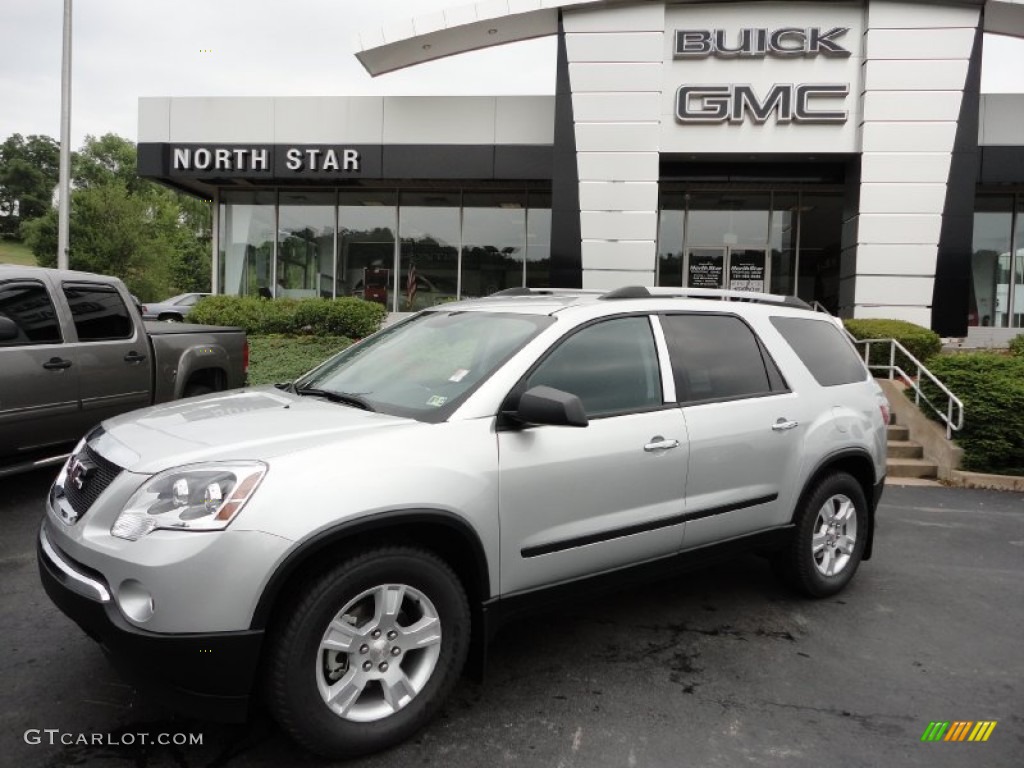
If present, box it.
[685,247,768,293]
[498,316,689,595]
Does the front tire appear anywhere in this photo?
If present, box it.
[267,547,470,758]
[774,472,868,598]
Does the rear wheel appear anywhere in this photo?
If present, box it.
[774,472,868,597]
[267,547,470,758]
[158,313,183,322]
[182,382,214,398]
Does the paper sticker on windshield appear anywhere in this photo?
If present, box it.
[427,395,448,407]
[449,369,470,383]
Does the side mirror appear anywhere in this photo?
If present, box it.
[0,315,19,342]
[514,385,588,428]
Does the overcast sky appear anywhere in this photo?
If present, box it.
[1,0,1022,148]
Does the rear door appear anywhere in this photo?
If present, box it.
[61,281,153,427]
[660,313,807,549]
[0,278,81,458]
[498,315,690,594]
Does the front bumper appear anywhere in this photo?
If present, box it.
[37,525,262,722]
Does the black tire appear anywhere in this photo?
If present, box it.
[773,472,868,598]
[182,382,214,398]
[267,547,470,758]
[158,313,183,322]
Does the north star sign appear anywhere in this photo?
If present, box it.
[172,146,361,172]
[673,26,852,125]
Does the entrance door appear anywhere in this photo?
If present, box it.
[685,248,768,292]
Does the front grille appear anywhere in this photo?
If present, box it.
[63,444,123,518]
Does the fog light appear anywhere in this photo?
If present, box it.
[118,579,155,623]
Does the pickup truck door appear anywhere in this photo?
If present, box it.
[497,315,689,595]
[60,281,152,427]
[0,278,82,458]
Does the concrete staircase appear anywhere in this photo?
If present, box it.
[886,418,939,480]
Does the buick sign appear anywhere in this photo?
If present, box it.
[674,27,851,58]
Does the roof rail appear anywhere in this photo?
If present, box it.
[600,286,813,309]
[487,287,603,298]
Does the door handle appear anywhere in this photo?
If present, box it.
[772,419,799,432]
[124,351,147,364]
[42,357,72,371]
[644,436,680,452]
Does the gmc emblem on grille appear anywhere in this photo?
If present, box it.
[68,454,96,491]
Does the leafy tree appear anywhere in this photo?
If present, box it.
[22,133,212,301]
[0,134,60,239]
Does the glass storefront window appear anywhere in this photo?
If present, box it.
[461,191,526,300]
[685,192,770,247]
[1015,196,1024,328]
[657,192,685,287]
[399,191,460,312]
[278,191,335,299]
[970,195,1014,328]
[219,191,275,297]
[526,191,551,288]
[769,193,798,296]
[794,191,843,312]
[338,190,396,309]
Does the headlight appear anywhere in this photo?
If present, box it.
[111,462,267,541]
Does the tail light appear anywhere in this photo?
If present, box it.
[879,399,890,426]
[243,339,250,376]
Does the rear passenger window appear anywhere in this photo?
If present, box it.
[525,317,662,418]
[0,281,62,346]
[770,316,867,387]
[661,314,778,403]
[62,283,133,341]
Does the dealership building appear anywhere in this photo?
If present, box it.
[137,0,1024,339]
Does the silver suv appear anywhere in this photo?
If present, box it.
[38,287,888,758]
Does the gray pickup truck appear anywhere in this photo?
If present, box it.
[0,265,246,476]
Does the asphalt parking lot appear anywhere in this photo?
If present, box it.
[2,468,1021,768]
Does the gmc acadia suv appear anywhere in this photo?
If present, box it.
[38,286,888,757]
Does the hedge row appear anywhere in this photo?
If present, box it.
[843,318,942,365]
[1009,333,1024,357]
[922,353,1024,475]
[247,334,352,386]
[187,295,386,338]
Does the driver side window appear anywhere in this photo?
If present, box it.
[525,316,662,418]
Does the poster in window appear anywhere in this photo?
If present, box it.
[687,251,724,289]
[728,250,766,292]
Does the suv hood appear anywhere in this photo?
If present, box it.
[90,387,411,474]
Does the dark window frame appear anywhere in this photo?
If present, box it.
[660,311,790,407]
[61,281,136,343]
[0,279,64,347]
[769,315,868,387]
[504,312,671,421]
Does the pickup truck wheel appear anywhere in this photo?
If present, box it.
[267,547,470,758]
[158,313,183,322]
[773,472,868,598]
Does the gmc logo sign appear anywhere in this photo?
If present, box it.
[676,83,849,125]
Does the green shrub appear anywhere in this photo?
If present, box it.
[843,318,942,368]
[246,334,352,386]
[1009,333,1024,358]
[922,353,1024,475]
[187,295,386,338]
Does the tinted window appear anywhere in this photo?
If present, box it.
[526,317,662,417]
[770,316,867,386]
[0,282,62,346]
[62,283,133,341]
[661,314,774,403]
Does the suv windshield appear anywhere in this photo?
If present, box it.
[296,310,552,420]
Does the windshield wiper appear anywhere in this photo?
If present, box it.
[293,387,376,412]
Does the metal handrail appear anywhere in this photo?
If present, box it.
[853,337,964,439]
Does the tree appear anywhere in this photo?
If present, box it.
[22,134,212,301]
[0,134,60,239]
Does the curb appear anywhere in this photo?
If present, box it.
[947,470,1024,492]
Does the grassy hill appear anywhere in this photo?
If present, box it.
[0,240,37,266]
